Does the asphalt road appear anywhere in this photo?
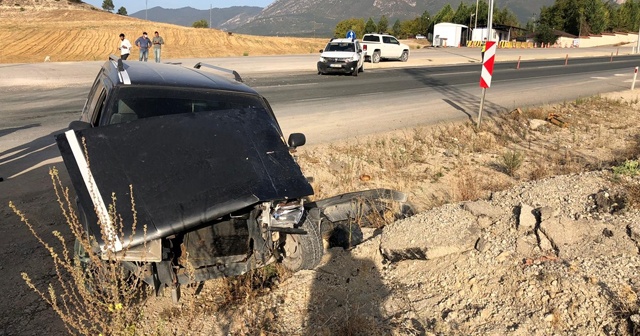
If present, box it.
[3,53,640,172]
[252,54,640,143]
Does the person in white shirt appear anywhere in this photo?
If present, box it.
[118,33,132,60]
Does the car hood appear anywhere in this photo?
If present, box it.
[56,109,313,251]
[320,51,357,59]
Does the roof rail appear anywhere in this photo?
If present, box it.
[108,54,124,71]
[193,62,243,83]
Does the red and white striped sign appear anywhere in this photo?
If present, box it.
[480,41,497,88]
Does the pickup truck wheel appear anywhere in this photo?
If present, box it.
[372,51,381,63]
[400,51,409,62]
[352,67,358,77]
[358,64,364,73]
[281,212,323,272]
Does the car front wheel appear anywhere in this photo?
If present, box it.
[400,51,409,62]
[281,210,324,271]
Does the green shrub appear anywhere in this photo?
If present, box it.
[613,159,640,176]
[501,150,524,177]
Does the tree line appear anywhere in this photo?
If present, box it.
[334,1,518,39]
[335,0,640,43]
[101,0,128,15]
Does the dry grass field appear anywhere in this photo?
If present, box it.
[0,1,326,63]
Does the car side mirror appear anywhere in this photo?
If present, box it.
[287,133,306,148]
[69,120,91,131]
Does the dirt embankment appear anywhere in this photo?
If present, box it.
[0,4,325,63]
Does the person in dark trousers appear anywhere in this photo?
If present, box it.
[135,32,152,62]
[152,31,165,63]
[118,33,131,60]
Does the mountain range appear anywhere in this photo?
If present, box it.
[131,0,556,37]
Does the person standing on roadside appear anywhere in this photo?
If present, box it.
[152,31,165,63]
[481,37,487,61]
[118,33,132,60]
[135,32,152,62]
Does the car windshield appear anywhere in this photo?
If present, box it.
[325,42,355,52]
[104,86,273,125]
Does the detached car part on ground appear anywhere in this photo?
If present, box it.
[56,56,413,299]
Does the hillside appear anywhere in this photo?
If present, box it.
[0,1,324,64]
[233,0,555,37]
[129,6,263,30]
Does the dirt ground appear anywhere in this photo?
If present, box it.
[0,0,434,64]
[0,1,326,63]
[125,91,640,335]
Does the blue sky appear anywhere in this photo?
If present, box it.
[83,1,273,14]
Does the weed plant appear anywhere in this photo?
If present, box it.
[12,163,148,334]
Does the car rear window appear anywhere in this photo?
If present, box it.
[363,35,379,42]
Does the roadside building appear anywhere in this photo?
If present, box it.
[433,22,468,48]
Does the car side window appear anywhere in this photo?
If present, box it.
[382,36,391,44]
[80,76,103,122]
[390,37,399,45]
[90,87,107,126]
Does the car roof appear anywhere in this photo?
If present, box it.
[329,38,357,43]
[103,60,258,95]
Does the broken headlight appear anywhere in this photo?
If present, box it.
[269,201,304,229]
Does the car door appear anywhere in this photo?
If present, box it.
[382,36,402,58]
[355,41,364,69]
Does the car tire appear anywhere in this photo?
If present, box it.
[358,64,364,73]
[352,67,358,77]
[400,51,409,62]
[281,210,324,272]
[322,219,364,249]
[372,51,381,63]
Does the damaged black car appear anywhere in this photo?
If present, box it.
[56,56,413,298]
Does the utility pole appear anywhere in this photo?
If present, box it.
[637,24,640,54]
[469,13,475,41]
[145,0,148,20]
[474,0,479,30]
[487,0,494,41]
[210,4,212,29]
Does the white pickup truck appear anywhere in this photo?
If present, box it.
[361,34,410,63]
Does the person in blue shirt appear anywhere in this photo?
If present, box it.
[134,32,152,62]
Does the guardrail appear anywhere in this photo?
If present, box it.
[465,41,579,49]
